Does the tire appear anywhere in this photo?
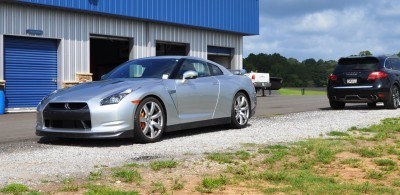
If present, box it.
[385,85,400,109]
[329,100,345,110]
[133,97,166,143]
[230,92,250,129]
[367,102,376,108]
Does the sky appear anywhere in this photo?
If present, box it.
[244,0,400,61]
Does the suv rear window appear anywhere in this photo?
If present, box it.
[336,57,379,72]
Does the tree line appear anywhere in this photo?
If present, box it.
[243,53,336,87]
[243,51,400,87]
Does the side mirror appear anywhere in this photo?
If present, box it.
[182,70,198,83]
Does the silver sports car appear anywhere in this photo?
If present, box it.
[36,56,257,143]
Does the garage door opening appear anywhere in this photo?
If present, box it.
[207,46,233,69]
[156,41,189,56]
[90,35,131,81]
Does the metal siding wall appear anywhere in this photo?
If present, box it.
[0,3,243,82]
[16,0,259,35]
[149,23,243,69]
[0,3,148,81]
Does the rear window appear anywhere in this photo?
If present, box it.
[336,57,379,72]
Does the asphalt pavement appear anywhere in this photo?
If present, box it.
[0,94,331,144]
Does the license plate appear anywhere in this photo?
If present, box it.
[262,83,265,86]
[347,78,357,84]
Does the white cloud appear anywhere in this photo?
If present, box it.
[244,1,400,61]
[294,10,338,32]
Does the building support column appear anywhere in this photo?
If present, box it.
[0,34,4,80]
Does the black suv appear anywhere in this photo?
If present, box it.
[327,55,400,109]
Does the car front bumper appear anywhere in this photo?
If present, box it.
[35,129,134,139]
[253,82,271,90]
[36,100,137,139]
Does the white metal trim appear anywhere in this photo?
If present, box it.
[0,34,3,81]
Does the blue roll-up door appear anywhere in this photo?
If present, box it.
[4,36,58,109]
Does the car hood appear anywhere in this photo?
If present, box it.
[47,78,162,102]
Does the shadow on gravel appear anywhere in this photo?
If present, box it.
[37,137,134,147]
[37,124,248,147]
[319,104,387,111]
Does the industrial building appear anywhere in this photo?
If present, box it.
[0,0,259,111]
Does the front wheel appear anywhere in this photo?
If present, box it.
[329,100,345,110]
[385,85,400,109]
[230,92,250,129]
[133,97,166,143]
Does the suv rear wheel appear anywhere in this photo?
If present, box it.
[385,85,400,109]
[329,100,345,110]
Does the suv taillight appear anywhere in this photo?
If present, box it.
[251,74,255,80]
[368,71,388,80]
[328,74,337,81]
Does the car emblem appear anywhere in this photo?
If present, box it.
[64,103,70,110]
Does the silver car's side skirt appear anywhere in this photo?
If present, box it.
[165,117,230,132]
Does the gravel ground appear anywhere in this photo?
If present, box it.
[1,109,400,186]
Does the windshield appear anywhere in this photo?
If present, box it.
[105,58,179,79]
[336,57,379,72]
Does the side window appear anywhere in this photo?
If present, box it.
[178,59,211,78]
[208,63,224,76]
[385,59,393,69]
[393,59,400,70]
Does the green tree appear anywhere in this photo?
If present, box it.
[243,53,338,87]
[359,50,373,56]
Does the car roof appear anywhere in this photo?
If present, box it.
[138,56,226,67]
[139,56,205,61]
[340,55,399,62]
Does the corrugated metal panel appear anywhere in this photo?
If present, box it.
[0,3,244,82]
[4,36,58,108]
[149,23,243,69]
[0,3,149,81]
[15,0,259,35]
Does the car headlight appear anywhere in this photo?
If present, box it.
[100,88,135,106]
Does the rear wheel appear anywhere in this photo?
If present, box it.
[133,97,165,143]
[230,92,250,129]
[329,100,345,110]
[385,85,400,109]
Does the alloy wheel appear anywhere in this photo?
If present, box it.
[394,87,400,108]
[234,95,249,125]
[139,101,163,139]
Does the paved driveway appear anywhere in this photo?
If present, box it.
[0,95,331,143]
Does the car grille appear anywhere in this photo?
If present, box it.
[43,103,91,130]
[44,119,91,129]
[47,103,88,110]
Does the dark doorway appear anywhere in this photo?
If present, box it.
[208,55,232,68]
[90,36,131,81]
[207,46,233,69]
[156,42,189,56]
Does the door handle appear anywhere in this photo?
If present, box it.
[212,82,218,85]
